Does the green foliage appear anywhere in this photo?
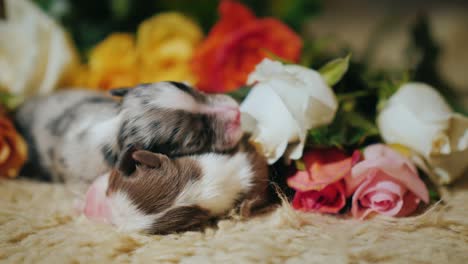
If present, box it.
[0,91,22,111]
[303,51,411,149]
[306,103,380,149]
[33,0,321,55]
[319,54,351,86]
[227,86,252,102]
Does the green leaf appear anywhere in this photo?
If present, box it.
[306,102,380,149]
[295,159,306,171]
[0,91,23,111]
[227,86,252,102]
[110,0,131,20]
[319,54,351,86]
[429,189,440,202]
[344,111,379,136]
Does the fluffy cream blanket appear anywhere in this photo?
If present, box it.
[1,177,467,263]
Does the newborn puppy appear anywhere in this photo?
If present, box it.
[81,141,270,234]
[14,82,242,183]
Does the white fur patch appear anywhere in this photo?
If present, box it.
[109,191,155,233]
[147,86,200,112]
[174,152,253,215]
[88,116,121,147]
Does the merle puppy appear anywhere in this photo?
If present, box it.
[14,82,242,183]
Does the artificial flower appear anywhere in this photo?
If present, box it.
[0,108,27,178]
[240,59,338,164]
[192,0,302,93]
[85,33,140,90]
[287,149,360,213]
[347,144,429,219]
[137,12,203,84]
[377,83,468,184]
[0,0,78,98]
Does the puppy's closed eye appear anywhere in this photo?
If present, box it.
[109,87,130,97]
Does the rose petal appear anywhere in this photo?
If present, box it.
[377,82,468,184]
[348,144,429,203]
[352,171,404,219]
[363,180,404,217]
[351,168,424,219]
[288,149,358,192]
[240,82,302,163]
[292,181,346,214]
[287,170,313,192]
[396,191,421,217]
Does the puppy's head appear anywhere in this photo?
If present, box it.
[111,82,242,157]
[82,144,269,235]
[83,147,211,234]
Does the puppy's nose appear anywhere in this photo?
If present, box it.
[224,107,241,124]
[83,174,112,224]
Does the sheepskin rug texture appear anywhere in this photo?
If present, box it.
[1,177,468,264]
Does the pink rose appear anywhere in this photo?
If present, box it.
[346,144,429,219]
[287,149,360,213]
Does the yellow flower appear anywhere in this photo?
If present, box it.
[68,13,203,90]
[136,12,203,84]
[87,33,140,90]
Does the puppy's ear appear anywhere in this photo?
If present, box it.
[132,150,169,169]
[109,87,130,97]
[117,145,138,176]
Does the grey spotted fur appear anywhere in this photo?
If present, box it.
[14,82,240,183]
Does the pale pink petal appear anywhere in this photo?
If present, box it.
[363,144,417,173]
[287,170,314,191]
[351,172,405,219]
[347,144,429,203]
[351,173,376,219]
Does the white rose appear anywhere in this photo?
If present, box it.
[377,82,468,184]
[240,58,338,164]
[0,0,77,98]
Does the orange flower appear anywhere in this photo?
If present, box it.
[192,0,303,93]
[87,33,140,90]
[0,109,27,178]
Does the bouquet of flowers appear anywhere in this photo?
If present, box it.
[1,0,467,220]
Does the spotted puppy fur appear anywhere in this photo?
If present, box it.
[14,82,242,183]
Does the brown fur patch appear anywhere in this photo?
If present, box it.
[107,154,202,215]
[148,205,211,235]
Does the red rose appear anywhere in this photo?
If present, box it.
[192,0,302,93]
[287,149,360,213]
[292,181,346,214]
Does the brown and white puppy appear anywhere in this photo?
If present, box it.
[14,82,242,183]
[81,141,270,234]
